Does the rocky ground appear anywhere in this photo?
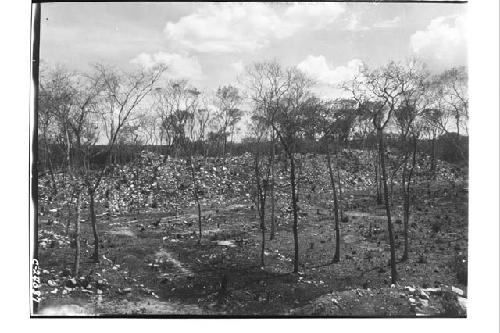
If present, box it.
[34,150,468,317]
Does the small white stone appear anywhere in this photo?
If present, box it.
[419,289,430,299]
[457,296,467,311]
[404,286,416,292]
[452,286,464,296]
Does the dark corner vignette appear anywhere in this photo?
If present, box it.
[31,2,41,316]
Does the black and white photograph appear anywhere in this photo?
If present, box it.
[20,0,497,322]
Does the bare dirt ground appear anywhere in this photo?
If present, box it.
[35,151,468,317]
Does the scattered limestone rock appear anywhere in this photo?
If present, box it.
[418,289,430,300]
[452,286,464,297]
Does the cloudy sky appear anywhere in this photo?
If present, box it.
[40,1,467,99]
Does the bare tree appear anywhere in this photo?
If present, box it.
[424,67,468,162]
[249,116,272,267]
[73,190,82,277]
[194,93,215,159]
[39,65,77,174]
[154,80,200,156]
[158,81,207,243]
[345,61,412,284]
[421,107,445,189]
[268,126,277,241]
[183,86,206,244]
[318,98,358,262]
[135,111,161,146]
[392,60,430,260]
[214,85,243,156]
[39,65,104,276]
[245,61,314,273]
[81,63,166,261]
[38,68,59,192]
[434,66,468,136]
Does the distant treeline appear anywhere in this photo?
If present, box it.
[36,132,468,173]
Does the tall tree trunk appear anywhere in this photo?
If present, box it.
[289,154,299,273]
[107,185,113,224]
[65,199,72,235]
[223,133,227,156]
[260,211,266,267]
[335,149,344,219]
[402,185,410,262]
[374,150,381,204]
[295,156,302,203]
[254,154,266,267]
[379,171,384,205]
[196,199,202,243]
[327,149,340,263]
[454,114,467,161]
[428,133,436,196]
[378,128,397,284]
[73,192,81,276]
[401,167,409,262]
[89,190,100,261]
[74,136,82,170]
[377,151,383,205]
[270,133,276,240]
[65,127,72,173]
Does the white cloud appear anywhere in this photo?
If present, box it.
[130,52,203,81]
[373,16,401,29]
[297,55,364,86]
[410,15,467,67]
[164,2,345,53]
